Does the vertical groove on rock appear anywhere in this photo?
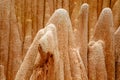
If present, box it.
[112,0,120,31]
[0,0,10,79]
[32,0,37,39]
[37,0,44,30]
[114,26,120,80]
[8,2,22,80]
[88,0,97,40]
[97,0,103,17]
[62,0,69,12]
[102,0,110,8]
[22,0,33,66]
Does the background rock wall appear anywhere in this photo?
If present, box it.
[0,0,120,80]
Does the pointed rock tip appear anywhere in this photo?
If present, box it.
[39,30,53,53]
[101,8,112,17]
[97,40,105,47]
[97,40,104,44]
[96,7,113,27]
[81,3,89,9]
[80,3,89,13]
[39,30,54,53]
[54,8,69,17]
[45,24,56,32]
[88,40,95,47]
[37,29,44,36]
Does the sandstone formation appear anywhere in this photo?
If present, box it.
[0,0,120,80]
[92,8,115,80]
[88,40,107,80]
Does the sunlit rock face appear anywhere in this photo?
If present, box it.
[0,0,120,80]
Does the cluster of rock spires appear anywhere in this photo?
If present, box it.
[0,0,120,80]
